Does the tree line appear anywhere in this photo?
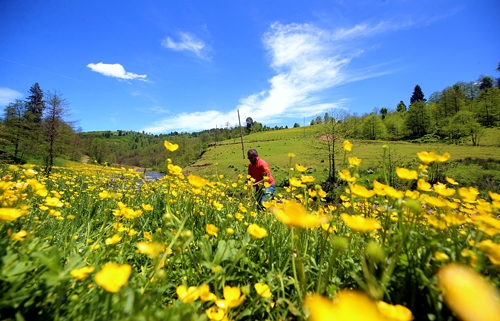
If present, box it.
[311,64,500,146]
[0,83,78,175]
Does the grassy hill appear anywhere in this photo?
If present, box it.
[185,126,500,192]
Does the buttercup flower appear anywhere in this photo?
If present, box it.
[376,301,414,321]
[95,263,132,293]
[396,168,418,181]
[205,306,226,321]
[70,266,95,281]
[343,140,353,152]
[417,151,437,164]
[216,285,246,309]
[10,230,28,241]
[437,263,500,321]
[247,224,268,239]
[295,164,308,172]
[105,234,122,245]
[206,224,218,237]
[348,157,362,167]
[188,174,209,188]
[271,201,330,228]
[304,291,386,321]
[176,285,200,303]
[254,283,272,298]
[164,140,179,152]
[137,242,165,259]
[341,214,382,233]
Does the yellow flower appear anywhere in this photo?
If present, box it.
[477,239,500,265]
[164,140,179,152]
[436,152,450,163]
[205,306,226,321]
[254,283,272,298]
[433,182,456,197]
[343,140,353,152]
[141,203,153,211]
[206,224,218,237]
[137,242,165,259]
[213,200,223,210]
[176,285,200,303]
[396,167,418,181]
[144,231,153,241]
[271,201,330,228]
[95,263,131,293]
[458,187,479,203]
[216,286,246,309]
[90,244,100,251]
[226,227,235,235]
[199,284,217,302]
[417,151,437,164]
[289,177,305,187]
[446,177,459,185]
[338,169,356,182]
[247,224,268,239]
[347,157,362,167]
[304,291,385,321]
[168,164,183,175]
[376,301,414,321]
[295,164,308,172]
[434,251,449,261]
[288,153,296,158]
[70,266,95,281]
[10,230,28,241]
[437,263,500,321]
[98,191,110,200]
[105,234,122,245]
[301,175,315,183]
[341,213,382,233]
[350,184,375,199]
[188,174,209,188]
[417,179,432,192]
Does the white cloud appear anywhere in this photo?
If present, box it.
[161,32,211,60]
[0,87,23,106]
[87,63,147,81]
[144,22,392,133]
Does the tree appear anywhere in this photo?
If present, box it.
[315,116,323,125]
[478,75,494,91]
[383,113,406,140]
[496,61,500,88]
[245,117,254,133]
[361,114,387,140]
[410,85,426,105]
[474,87,500,127]
[405,101,431,138]
[26,83,45,123]
[293,122,300,128]
[396,101,406,113]
[43,90,72,175]
[1,99,27,161]
[380,107,388,119]
[323,112,331,123]
[444,111,483,145]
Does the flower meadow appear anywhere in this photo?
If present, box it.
[1,141,500,321]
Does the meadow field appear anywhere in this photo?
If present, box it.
[1,131,500,320]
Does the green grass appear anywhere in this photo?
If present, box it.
[185,126,500,189]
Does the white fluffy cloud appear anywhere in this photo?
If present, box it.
[0,87,23,106]
[87,63,147,81]
[144,22,389,133]
[161,32,211,60]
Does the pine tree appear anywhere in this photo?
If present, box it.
[410,85,426,105]
[26,83,45,123]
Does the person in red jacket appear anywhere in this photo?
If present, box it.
[247,149,276,208]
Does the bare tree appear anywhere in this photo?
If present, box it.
[43,90,72,175]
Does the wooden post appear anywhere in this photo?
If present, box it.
[237,109,245,159]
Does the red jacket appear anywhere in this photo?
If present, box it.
[248,157,275,186]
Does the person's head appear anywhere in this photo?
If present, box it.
[247,149,258,164]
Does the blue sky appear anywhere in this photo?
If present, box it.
[1,0,499,133]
